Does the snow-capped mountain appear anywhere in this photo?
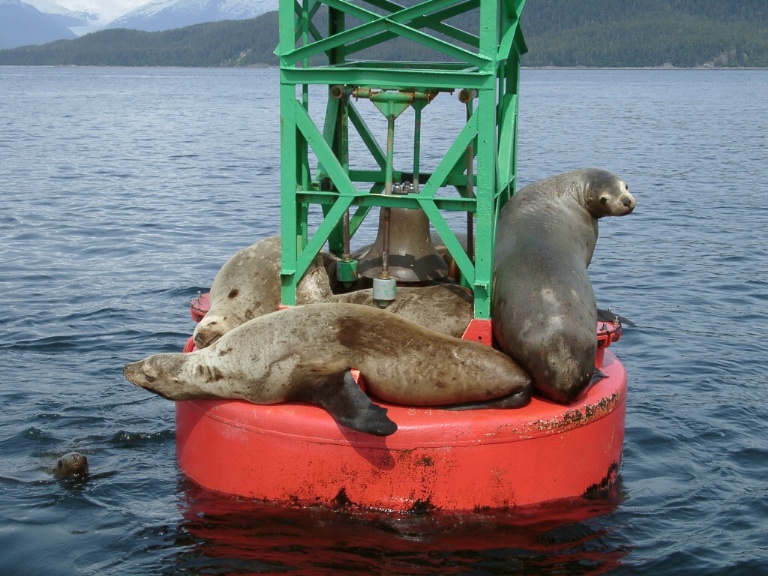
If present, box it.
[26,0,98,25]
[0,0,278,47]
[0,0,78,48]
[108,0,277,32]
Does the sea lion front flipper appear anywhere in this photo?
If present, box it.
[307,370,398,437]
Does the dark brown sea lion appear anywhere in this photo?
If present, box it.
[125,303,532,436]
[54,452,89,479]
[492,168,636,404]
[328,283,473,339]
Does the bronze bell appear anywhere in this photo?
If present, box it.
[358,206,448,282]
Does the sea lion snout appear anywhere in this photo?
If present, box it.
[123,360,157,387]
[597,188,635,216]
[619,180,636,212]
[124,355,189,400]
[193,316,228,349]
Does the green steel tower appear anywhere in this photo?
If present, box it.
[277,0,527,339]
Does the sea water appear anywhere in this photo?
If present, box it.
[1,66,767,575]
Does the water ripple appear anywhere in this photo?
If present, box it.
[2,67,768,575]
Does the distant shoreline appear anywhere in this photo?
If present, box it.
[1,64,766,70]
[522,66,768,71]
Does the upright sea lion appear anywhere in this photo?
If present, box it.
[492,168,636,404]
[54,452,89,479]
[125,303,532,436]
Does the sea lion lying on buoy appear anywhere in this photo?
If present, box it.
[54,452,89,479]
[193,236,335,348]
[492,168,636,404]
[125,303,531,436]
[193,236,474,348]
[330,283,473,338]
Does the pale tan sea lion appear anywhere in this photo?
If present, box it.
[193,236,474,348]
[492,168,636,404]
[125,303,532,436]
[192,236,334,348]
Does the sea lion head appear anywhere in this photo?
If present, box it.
[54,452,89,479]
[124,353,192,400]
[192,314,233,348]
[580,168,636,218]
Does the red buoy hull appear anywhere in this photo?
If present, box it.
[175,350,626,511]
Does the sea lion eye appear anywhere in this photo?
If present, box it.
[144,373,156,383]
[599,195,608,205]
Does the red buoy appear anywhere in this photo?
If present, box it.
[176,370,624,510]
[175,296,625,510]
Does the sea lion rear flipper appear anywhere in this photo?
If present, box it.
[590,368,608,387]
[597,308,636,327]
[441,387,532,411]
[310,370,398,437]
[570,367,609,399]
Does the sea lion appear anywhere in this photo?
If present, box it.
[193,236,335,348]
[125,303,532,436]
[492,168,636,404]
[330,283,473,338]
[54,452,89,479]
[194,237,474,348]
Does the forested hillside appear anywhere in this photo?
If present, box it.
[1,0,766,67]
[522,0,768,67]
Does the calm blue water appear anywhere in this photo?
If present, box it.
[1,66,767,575]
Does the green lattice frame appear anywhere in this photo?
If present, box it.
[277,0,526,320]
